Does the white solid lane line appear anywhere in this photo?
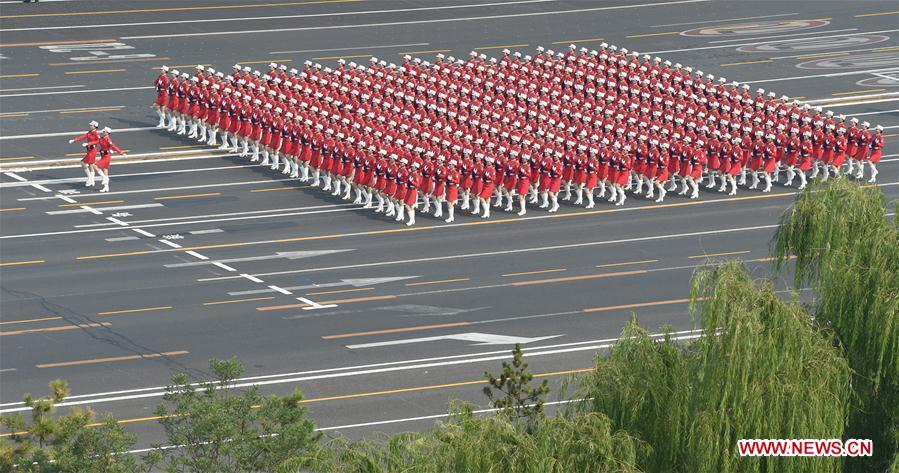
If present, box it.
[0,85,85,93]
[0,105,125,115]
[0,329,704,412]
[0,126,156,141]
[849,109,899,117]
[271,42,429,54]
[120,0,710,39]
[0,86,154,99]
[74,203,354,227]
[1,0,557,32]
[1,163,260,188]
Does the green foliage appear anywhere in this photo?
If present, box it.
[773,178,899,472]
[0,380,156,473]
[483,343,550,431]
[314,401,643,473]
[153,357,320,473]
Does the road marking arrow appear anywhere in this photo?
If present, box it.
[227,275,420,296]
[346,332,564,349]
[164,249,352,268]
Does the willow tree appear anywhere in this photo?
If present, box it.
[773,178,899,472]
[581,261,851,473]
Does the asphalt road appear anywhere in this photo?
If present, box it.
[1,0,897,450]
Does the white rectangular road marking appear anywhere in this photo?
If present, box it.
[54,194,77,203]
[120,0,711,40]
[4,171,52,193]
[213,262,237,271]
[158,239,182,249]
[2,164,248,189]
[241,273,264,284]
[268,285,293,295]
[0,126,155,140]
[105,236,140,242]
[189,228,224,235]
[185,251,209,260]
[131,228,156,238]
[296,296,338,311]
[21,178,290,201]
[46,203,164,215]
[0,87,154,99]
[0,85,84,93]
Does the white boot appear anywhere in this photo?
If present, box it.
[331,179,341,196]
[364,191,373,209]
[472,198,481,215]
[797,171,807,190]
[85,168,95,187]
[729,178,737,195]
[690,180,699,199]
[375,195,384,213]
[156,110,166,128]
[762,174,772,193]
[433,200,443,218]
[395,205,405,222]
[406,208,416,226]
[99,173,109,193]
[385,200,395,217]
[616,191,627,206]
[518,196,527,215]
[342,184,352,200]
[540,191,549,208]
[574,188,584,205]
[750,172,759,189]
[166,113,177,131]
[785,167,795,187]
[353,188,363,205]
[290,161,299,178]
[461,193,470,210]
[312,169,321,187]
[655,185,666,202]
[445,205,455,223]
[421,196,431,214]
[646,183,655,199]
[198,124,208,143]
[868,164,878,183]
[549,195,559,213]
[188,122,198,138]
[271,152,280,170]
[679,179,689,195]
[481,202,490,219]
[585,191,595,209]
[634,177,644,195]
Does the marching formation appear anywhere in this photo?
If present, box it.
[148,44,885,225]
[68,121,127,193]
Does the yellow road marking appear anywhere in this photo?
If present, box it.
[159,144,207,150]
[474,43,529,50]
[0,38,118,48]
[582,297,693,313]
[688,250,750,259]
[0,113,29,118]
[0,316,62,326]
[256,294,396,311]
[399,49,452,55]
[98,306,172,316]
[0,207,26,212]
[203,296,275,306]
[405,278,470,286]
[0,73,39,78]
[50,57,170,67]
[311,54,371,61]
[75,192,795,261]
[37,350,189,369]
[2,322,111,337]
[551,38,603,44]
[502,268,566,277]
[626,31,679,38]
[720,59,773,67]
[0,366,590,436]
[250,186,309,192]
[0,156,33,161]
[873,46,899,52]
[595,259,658,269]
[58,200,124,207]
[60,108,124,114]
[0,0,362,18]
[832,88,887,96]
[884,133,897,138]
[64,69,127,75]
[856,10,899,17]
[322,321,471,340]
[154,192,221,200]
[306,287,374,296]
[240,59,292,65]
[512,270,646,287]
[0,260,45,267]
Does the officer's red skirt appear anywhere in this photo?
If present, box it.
[433,180,446,197]
[763,158,776,173]
[852,146,868,160]
[393,183,406,201]
[539,174,552,191]
[783,152,798,167]
[503,175,516,191]
[614,171,629,186]
[516,178,530,196]
[167,96,179,111]
[471,179,483,196]
[822,149,834,165]
[869,149,882,163]
[562,165,574,181]
[421,177,433,194]
[155,92,168,107]
[708,155,719,171]
[95,153,111,170]
[585,173,599,189]
[832,152,846,167]
[728,160,741,176]
[403,188,418,207]
[445,185,458,202]
[478,182,494,200]
[550,177,562,193]
[656,167,669,182]
[689,165,702,180]
[797,156,812,171]
[645,164,658,180]
[461,174,473,191]
[812,145,823,160]
[188,103,200,118]
[81,148,98,165]
[575,169,588,185]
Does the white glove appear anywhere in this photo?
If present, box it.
[121,154,128,158]
[68,139,75,144]
[82,143,88,148]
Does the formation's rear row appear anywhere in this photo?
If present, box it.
[151,44,886,226]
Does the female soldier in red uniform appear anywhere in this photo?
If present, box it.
[94,127,127,193]
[69,121,101,187]
[515,153,531,215]
[153,66,170,128]
[444,159,460,223]
[476,156,496,219]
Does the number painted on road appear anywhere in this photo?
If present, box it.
[38,42,156,62]
[111,212,132,218]
[161,234,184,240]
